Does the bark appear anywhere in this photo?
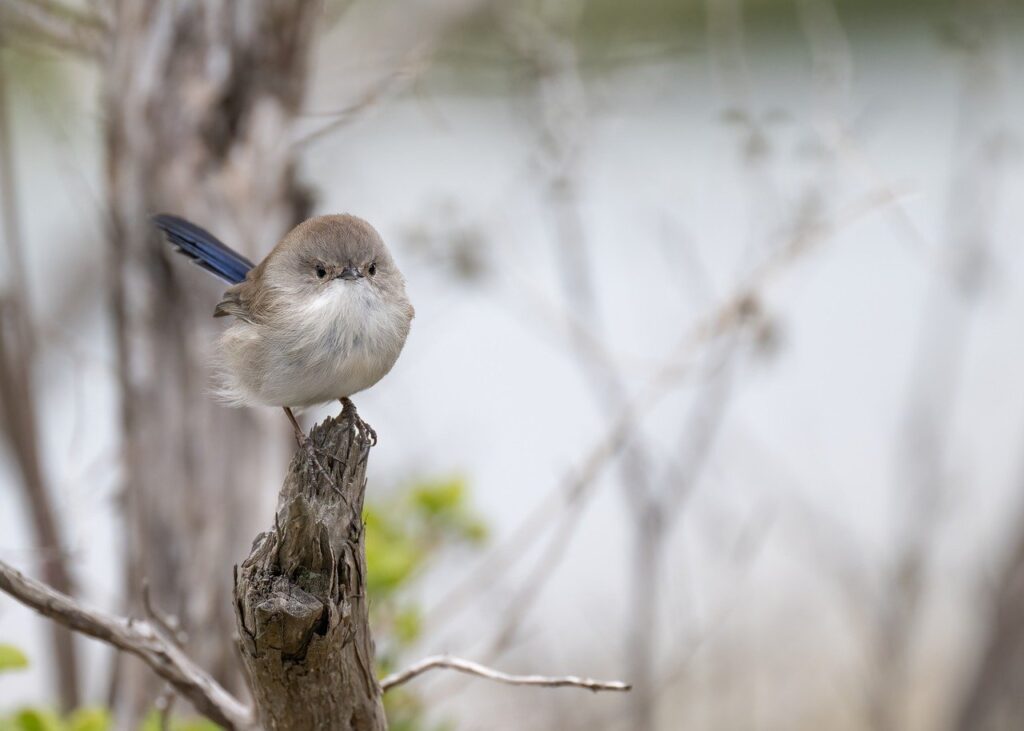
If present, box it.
[234,404,387,731]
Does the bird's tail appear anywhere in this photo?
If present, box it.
[153,214,255,285]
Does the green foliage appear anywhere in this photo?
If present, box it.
[0,708,220,731]
[384,691,455,731]
[410,478,488,542]
[0,708,111,731]
[1,708,61,731]
[393,606,423,646]
[365,475,486,605]
[0,645,28,673]
[364,474,486,731]
[140,711,221,731]
[65,709,110,731]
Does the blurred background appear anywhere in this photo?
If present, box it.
[1,0,1024,729]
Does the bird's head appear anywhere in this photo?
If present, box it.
[268,214,407,306]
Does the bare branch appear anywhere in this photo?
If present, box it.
[380,655,632,694]
[0,560,254,730]
[141,578,187,647]
[0,0,108,59]
[292,0,494,148]
[424,407,628,632]
[425,185,902,646]
[294,62,422,147]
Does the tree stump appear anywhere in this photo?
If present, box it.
[234,404,387,731]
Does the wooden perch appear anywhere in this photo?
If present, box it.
[234,403,387,731]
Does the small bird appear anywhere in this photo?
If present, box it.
[153,213,414,446]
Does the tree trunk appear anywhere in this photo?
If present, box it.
[0,52,80,712]
[100,1,319,718]
[234,404,387,731]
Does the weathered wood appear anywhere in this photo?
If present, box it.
[234,403,387,731]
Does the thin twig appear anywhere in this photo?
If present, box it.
[294,63,419,147]
[380,654,631,693]
[423,410,629,629]
[0,0,108,58]
[0,560,254,730]
[292,0,494,148]
[155,685,176,731]
[426,184,903,641]
[870,4,1006,727]
[141,578,187,647]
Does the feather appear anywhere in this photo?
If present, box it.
[153,214,255,285]
[214,285,255,322]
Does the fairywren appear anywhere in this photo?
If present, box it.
[154,213,414,444]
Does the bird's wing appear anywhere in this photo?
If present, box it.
[214,280,259,323]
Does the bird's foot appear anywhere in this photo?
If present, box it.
[339,398,377,446]
[283,407,343,495]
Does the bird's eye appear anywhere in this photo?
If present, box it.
[315,264,327,279]
[368,262,377,276]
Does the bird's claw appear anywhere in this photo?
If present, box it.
[355,415,377,446]
[293,430,344,496]
[340,398,377,446]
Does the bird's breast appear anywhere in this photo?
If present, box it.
[223,284,410,407]
[292,284,401,359]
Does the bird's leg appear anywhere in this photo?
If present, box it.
[339,397,377,446]
[283,406,306,446]
[282,407,342,494]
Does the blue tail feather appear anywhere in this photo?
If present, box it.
[153,214,254,285]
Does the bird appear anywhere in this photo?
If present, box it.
[153,213,414,448]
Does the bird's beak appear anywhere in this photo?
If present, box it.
[337,266,362,281]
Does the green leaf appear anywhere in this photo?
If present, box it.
[11,709,62,731]
[176,720,222,731]
[366,529,420,596]
[66,709,111,731]
[394,605,422,645]
[140,712,221,731]
[410,478,466,516]
[0,644,28,673]
[449,514,488,544]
